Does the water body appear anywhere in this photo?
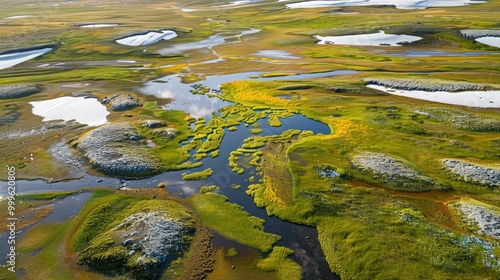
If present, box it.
[283,0,485,10]
[29,96,109,126]
[0,192,92,265]
[139,70,355,119]
[0,47,52,70]
[315,31,422,46]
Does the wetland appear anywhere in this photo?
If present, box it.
[0,0,499,279]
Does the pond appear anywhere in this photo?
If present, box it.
[314,31,422,46]
[0,47,52,70]
[29,96,109,126]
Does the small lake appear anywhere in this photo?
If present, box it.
[0,47,52,70]
[116,30,177,46]
[315,31,422,46]
[30,96,109,126]
[368,84,500,108]
[284,0,485,9]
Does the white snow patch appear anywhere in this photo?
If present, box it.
[367,84,500,108]
[285,0,486,9]
[314,31,421,46]
[475,37,500,48]
[116,30,178,46]
[0,48,52,70]
[30,97,109,126]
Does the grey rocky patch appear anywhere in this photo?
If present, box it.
[456,202,500,239]
[415,107,500,132]
[102,94,140,111]
[141,120,167,128]
[0,84,43,99]
[0,111,21,125]
[115,211,186,264]
[364,78,486,92]
[352,151,435,191]
[152,128,180,139]
[442,159,500,187]
[75,122,161,177]
[461,29,500,39]
[71,90,97,99]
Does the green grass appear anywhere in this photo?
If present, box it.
[188,192,281,252]
[257,246,302,280]
[182,168,214,181]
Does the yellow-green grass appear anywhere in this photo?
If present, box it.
[182,168,214,181]
[188,192,281,252]
[257,246,302,280]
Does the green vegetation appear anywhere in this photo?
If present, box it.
[188,193,281,252]
[182,168,214,181]
[257,247,302,280]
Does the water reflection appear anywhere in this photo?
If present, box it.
[139,70,356,119]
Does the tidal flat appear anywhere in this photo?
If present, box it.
[0,0,499,279]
